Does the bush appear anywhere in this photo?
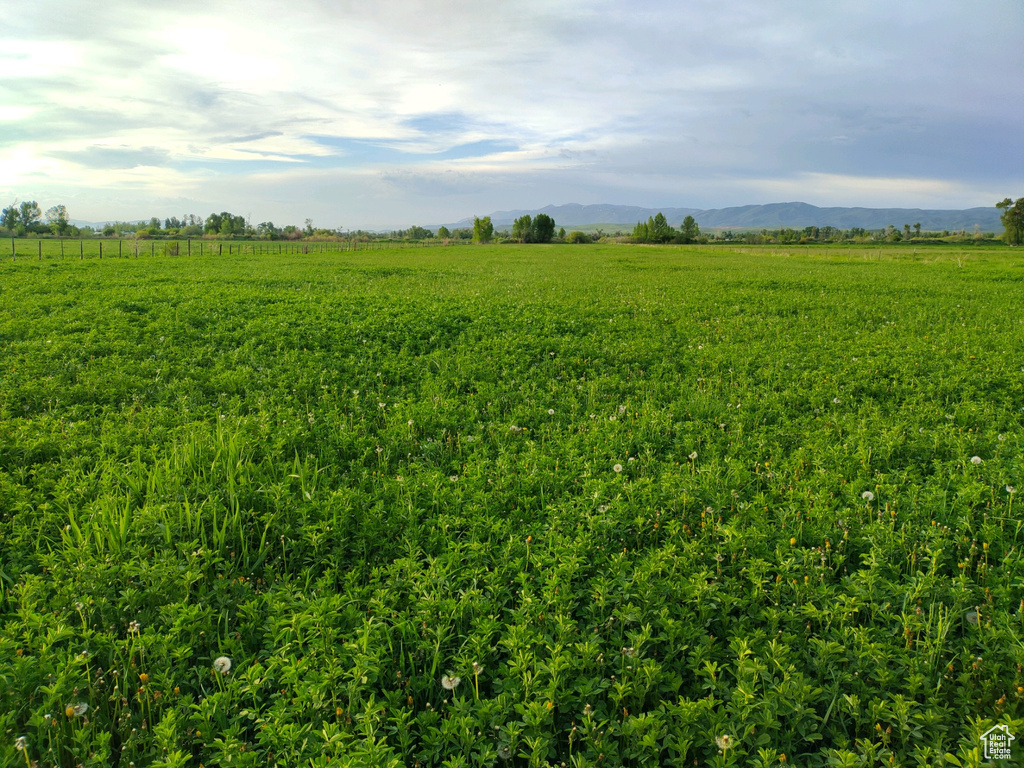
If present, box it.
[566,231,591,244]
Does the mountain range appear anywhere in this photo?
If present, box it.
[449,202,1003,232]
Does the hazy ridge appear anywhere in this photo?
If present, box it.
[451,202,1002,231]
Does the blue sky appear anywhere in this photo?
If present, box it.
[1,0,1022,228]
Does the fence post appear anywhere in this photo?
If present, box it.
[188,239,191,256]
[80,239,83,259]
[60,239,64,258]
[99,241,103,259]
[119,239,122,257]
[38,240,42,260]
[10,237,13,261]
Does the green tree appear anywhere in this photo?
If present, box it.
[19,201,41,229]
[437,225,451,239]
[651,212,673,243]
[531,213,555,243]
[473,216,493,243]
[256,222,279,239]
[997,198,1024,245]
[512,215,533,242]
[632,219,650,242]
[406,225,433,240]
[1,203,18,231]
[46,205,70,236]
[679,215,700,244]
[557,227,566,241]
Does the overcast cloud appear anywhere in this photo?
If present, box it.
[1,0,1021,227]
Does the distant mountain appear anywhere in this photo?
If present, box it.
[449,202,1002,232]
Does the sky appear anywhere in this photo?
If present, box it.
[1,0,1022,229]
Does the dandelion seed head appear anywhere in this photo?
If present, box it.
[548,408,554,415]
[862,491,875,501]
[715,734,732,751]
[1008,486,1017,494]
[441,674,461,690]
[213,656,232,675]
[689,451,698,460]
[66,702,88,717]
[450,475,458,482]
[15,736,27,751]
[971,456,982,465]
[613,464,623,473]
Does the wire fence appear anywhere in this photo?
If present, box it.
[7,236,474,261]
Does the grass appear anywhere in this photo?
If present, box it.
[1,243,1022,767]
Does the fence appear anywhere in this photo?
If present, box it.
[7,237,473,261]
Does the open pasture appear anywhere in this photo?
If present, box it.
[1,244,1023,767]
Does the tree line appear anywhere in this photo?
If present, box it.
[4,199,1021,244]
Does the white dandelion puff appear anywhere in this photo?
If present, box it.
[971,456,982,465]
[548,408,554,415]
[450,475,458,482]
[15,736,27,751]
[613,464,623,473]
[861,491,875,501]
[1007,486,1017,494]
[689,451,698,460]
[715,734,732,752]
[441,674,461,690]
[213,656,232,675]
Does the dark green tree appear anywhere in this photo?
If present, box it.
[679,215,700,244]
[531,213,555,243]
[437,225,451,239]
[997,198,1024,245]
[632,219,650,242]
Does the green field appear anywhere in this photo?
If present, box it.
[1,244,1022,767]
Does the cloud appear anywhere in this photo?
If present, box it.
[0,0,1021,225]
[49,145,171,170]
